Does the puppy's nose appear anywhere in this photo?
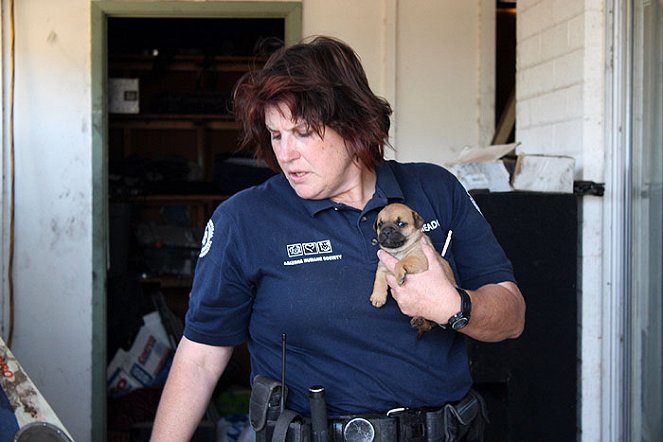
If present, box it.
[379,227,399,244]
[381,226,396,237]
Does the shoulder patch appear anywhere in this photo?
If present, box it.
[199,219,214,258]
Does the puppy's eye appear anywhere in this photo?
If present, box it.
[397,220,406,228]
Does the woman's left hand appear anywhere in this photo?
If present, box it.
[377,238,459,325]
[377,238,526,342]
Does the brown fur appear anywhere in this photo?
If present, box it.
[370,203,456,337]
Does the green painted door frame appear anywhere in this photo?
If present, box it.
[90,2,301,440]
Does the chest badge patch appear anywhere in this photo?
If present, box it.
[283,239,342,266]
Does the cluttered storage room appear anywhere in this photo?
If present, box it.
[106,17,283,441]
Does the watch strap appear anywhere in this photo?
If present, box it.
[441,287,472,330]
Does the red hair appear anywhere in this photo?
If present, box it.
[232,36,392,172]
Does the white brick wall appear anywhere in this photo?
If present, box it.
[516,0,604,181]
[516,1,607,441]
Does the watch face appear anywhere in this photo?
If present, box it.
[451,317,469,330]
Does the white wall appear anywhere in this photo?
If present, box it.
[303,0,494,165]
[4,0,94,439]
[516,0,606,440]
[394,0,495,164]
[302,0,390,96]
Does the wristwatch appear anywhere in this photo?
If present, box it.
[442,287,472,331]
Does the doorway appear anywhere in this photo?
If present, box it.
[91,3,302,440]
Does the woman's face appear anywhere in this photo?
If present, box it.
[265,103,364,203]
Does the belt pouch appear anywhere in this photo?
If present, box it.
[271,410,310,442]
[250,375,288,441]
[442,390,488,442]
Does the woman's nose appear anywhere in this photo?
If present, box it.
[275,135,300,162]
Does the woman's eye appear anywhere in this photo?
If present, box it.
[270,133,281,141]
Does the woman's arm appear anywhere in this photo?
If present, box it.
[150,337,234,441]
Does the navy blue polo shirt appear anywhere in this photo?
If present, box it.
[184,160,515,416]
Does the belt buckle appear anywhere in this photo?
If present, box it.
[343,417,375,442]
[386,407,407,417]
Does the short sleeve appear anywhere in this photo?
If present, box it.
[183,207,254,345]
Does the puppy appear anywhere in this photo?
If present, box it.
[370,203,456,337]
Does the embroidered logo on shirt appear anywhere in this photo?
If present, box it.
[199,219,214,258]
[421,219,440,232]
[287,240,332,257]
[284,239,342,266]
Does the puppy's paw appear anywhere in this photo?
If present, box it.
[411,317,435,337]
[370,292,387,308]
[395,269,407,286]
[410,316,425,329]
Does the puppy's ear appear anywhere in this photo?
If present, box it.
[412,210,425,229]
[374,216,380,232]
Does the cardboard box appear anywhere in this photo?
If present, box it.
[107,312,173,398]
[447,144,576,194]
[446,143,517,192]
[511,155,575,193]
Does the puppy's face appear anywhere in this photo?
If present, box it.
[374,203,424,251]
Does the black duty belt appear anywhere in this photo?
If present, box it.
[259,390,488,442]
[329,407,444,442]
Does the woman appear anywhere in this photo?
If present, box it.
[151,36,525,441]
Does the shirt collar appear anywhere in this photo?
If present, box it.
[375,160,405,201]
[299,161,405,216]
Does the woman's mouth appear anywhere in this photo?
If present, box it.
[288,171,308,181]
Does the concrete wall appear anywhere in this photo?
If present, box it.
[3,0,95,439]
[304,0,495,164]
[394,0,495,164]
[0,1,494,440]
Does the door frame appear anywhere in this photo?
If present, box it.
[90,2,302,439]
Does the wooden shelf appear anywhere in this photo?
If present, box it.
[110,114,240,130]
[108,48,263,293]
[117,194,229,204]
[109,114,246,180]
[139,275,194,288]
[112,194,229,229]
[109,54,269,73]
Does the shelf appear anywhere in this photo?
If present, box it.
[110,114,240,130]
[109,54,269,73]
[116,194,229,204]
[139,275,194,288]
[108,48,261,293]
